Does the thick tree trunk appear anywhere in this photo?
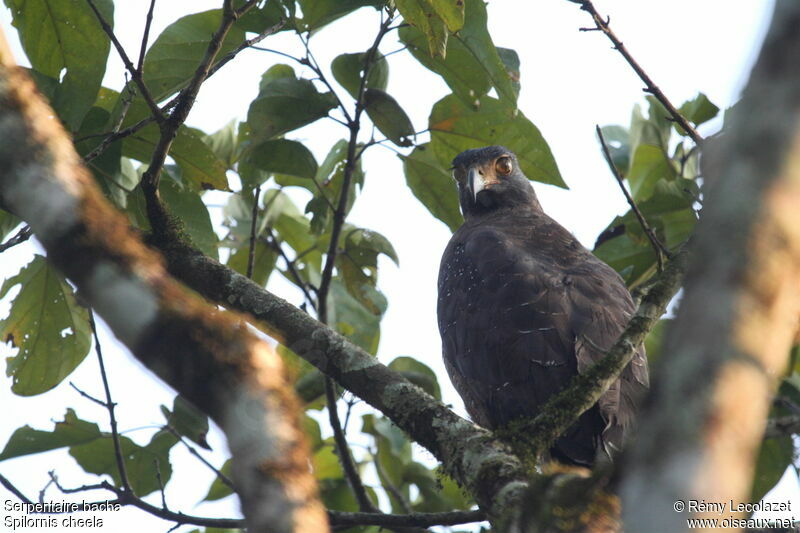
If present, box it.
[620,2,800,531]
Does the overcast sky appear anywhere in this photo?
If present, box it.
[1,2,793,532]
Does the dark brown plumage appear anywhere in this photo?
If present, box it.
[437,146,648,466]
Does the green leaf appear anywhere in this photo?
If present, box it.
[203,459,234,502]
[337,226,396,314]
[452,0,516,106]
[750,436,794,503]
[497,47,520,98]
[597,125,630,176]
[304,140,363,234]
[388,357,441,400]
[626,144,677,202]
[161,396,210,450]
[70,429,179,496]
[227,241,277,288]
[143,10,245,102]
[1,255,91,396]
[430,94,564,187]
[235,0,294,33]
[643,319,671,367]
[313,443,345,480]
[429,0,465,32]
[331,52,389,99]
[400,24,490,108]
[328,280,382,354]
[629,97,672,154]
[247,65,338,140]
[401,144,462,232]
[242,139,319,180]
[593,232,656,288]
[678,93,719,128]
[363,89,415,146]
[396,0,448,58]
[296,0,381,31]
[0,409,100,461]
[204,120,240,169]
[4,0,112,129]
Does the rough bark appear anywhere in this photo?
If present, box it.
[0,35,327,533]
[620,2,800,531]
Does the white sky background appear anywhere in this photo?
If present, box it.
[1,1,797,532]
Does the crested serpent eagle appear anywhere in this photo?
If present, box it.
[437,146,648,466]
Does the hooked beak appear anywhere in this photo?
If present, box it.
[466,167,486,203]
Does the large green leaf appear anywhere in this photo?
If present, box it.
[235,0,294,33]
[363,89,415,147]
[331,51,389,99]
[429,94,564,187]
[227,241,277,288]
[70,429,179,496]
[242,139,319,181]
[296,0,381,31]
[1,255,91,396]
[0,409,100,460]
[400,144,462,232]
[627,144,677,202]
[160,396,210,450]
[396,0,448,58]
[3,0,112,130]
[750,436,794,503]
[388,357,441,401]
[678,93,719,128]
[451,0,517,106]
[204,120,240,169]
[143,10,245,102]
[429,0,465,32]
[304,140,363,234]
[328,280,383,354]
[247,65,338,140]
[337,226,397,313]
[202,459,234,502]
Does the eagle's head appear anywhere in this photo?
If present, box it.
[451,146,541,219]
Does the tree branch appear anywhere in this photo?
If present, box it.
[0,224,31,252]
[596,124,670,269]
[0,44,326,532]
[570,0,702,144]
[620,2,800,529]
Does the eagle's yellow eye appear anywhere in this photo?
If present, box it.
[495,156,513,175]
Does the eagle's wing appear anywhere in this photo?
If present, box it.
[438,220,647,464]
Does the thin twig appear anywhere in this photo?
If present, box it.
[89,310,132,492]
[85,0,164,122]
[154,459,169,510]
[596,125,670,269]
[312,13,395,515]
[17,472,485,529]
[0,224,32,252]
[0,472,33,504]
[137,0,157,73]
[571,0,702,144]
[326,378,379,512]
[262,231,318,311]
[247,185,261,279]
